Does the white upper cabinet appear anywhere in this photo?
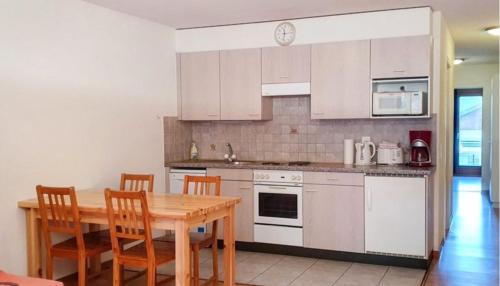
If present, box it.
[180,51,220,120]
[220,48,272,120]
[262,45,311,84]
[371,35,431,79]
[311,40,371,119]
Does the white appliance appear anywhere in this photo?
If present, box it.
[169,168,207,233]
[372,91,427,116]
[377,147,404,165]
[253,170,303,247]
[261,82,310,96]
[355,137,376,165]
[365,176,427,258]
[377,141,403,165]
[169,168,207,194]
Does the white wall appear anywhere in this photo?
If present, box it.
[455,63,499,194]
[176,7,431,52]
[0,0,177,275]
[490,74,499,205]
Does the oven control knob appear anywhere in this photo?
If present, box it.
[264,175,270,180]
[296,175,302,181]
[255,174,261,179]
[291,175,297,180]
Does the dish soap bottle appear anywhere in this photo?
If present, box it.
[190,142,199,160]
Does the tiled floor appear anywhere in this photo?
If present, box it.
[154,249,426,286]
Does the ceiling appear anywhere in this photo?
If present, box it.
[84,0,499,64]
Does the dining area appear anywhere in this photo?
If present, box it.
[17,173,240,286]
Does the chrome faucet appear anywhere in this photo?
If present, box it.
[225,143,234,162]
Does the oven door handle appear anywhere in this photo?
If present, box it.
[267,186,289,190]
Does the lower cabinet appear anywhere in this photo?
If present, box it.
[217,180,254,242]
[303,184,364,253]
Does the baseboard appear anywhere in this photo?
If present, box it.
[431,250,440,259]
[218,240,430,269]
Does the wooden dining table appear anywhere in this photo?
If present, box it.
[18,190,241,286]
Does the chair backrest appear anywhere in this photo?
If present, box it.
[36,185,84,251]
[120,173,154,192]
[182,176,221,237]
[182,175,221,196]
[104,189,154,260]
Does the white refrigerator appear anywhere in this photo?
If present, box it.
[364,176,427,258]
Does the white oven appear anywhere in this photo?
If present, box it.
[372,91,427,116]
[253,170,303,246]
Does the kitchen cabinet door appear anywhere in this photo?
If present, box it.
[365,176,426,257]
[220,49,272,120]
[180,51,220,120]
[311,40,370,119]
[216,180,254,242]
[371,35,431,79]
[303,184,364,253]
[262,45,311,84]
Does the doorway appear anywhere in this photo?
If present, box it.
[453,88,483,176]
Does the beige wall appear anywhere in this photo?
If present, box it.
[0,0,177,276]
[431,11,455,250]
[455,63,499,194]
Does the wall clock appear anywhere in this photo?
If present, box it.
[274,21,296,46]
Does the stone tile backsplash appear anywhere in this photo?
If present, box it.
[165,96,436,163]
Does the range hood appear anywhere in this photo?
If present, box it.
[261,82,311,96]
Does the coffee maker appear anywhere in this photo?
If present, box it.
[409,130,432,167]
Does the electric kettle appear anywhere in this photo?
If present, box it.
[355,137,376,165]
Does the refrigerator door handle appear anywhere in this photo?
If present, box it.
[367,188,373,211]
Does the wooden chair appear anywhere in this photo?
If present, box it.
[120,173,154,192]
[36,185,112,286]
[157,175,222,286]
[104,189,175,286]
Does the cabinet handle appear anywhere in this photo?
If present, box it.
[304,190,319,193]
[239,186,252,190]
[207,114,218,117]
[312,112,324,115]
[279,75,289,78]
[367,188,373,211]
[327,177,338,181]
[248,113,259,116]
[393,69,406,73]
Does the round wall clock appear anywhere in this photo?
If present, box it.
[274,21,296,46]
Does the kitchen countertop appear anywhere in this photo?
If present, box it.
[166,160,434,176]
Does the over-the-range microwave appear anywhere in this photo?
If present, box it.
[372,91,427,116]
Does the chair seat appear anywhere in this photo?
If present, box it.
[121,240,175,265]
[155,232,215,248]
[51,230,112,258]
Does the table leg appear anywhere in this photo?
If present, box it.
[175,220,190,286]
[26,208,42,277]
[89,224,102,274]
[223,206,235,286]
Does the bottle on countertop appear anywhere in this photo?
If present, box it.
[190,142,199,160]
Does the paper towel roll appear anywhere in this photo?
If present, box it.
[344,139,354,165]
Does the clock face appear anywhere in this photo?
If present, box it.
[274,22,296,46]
